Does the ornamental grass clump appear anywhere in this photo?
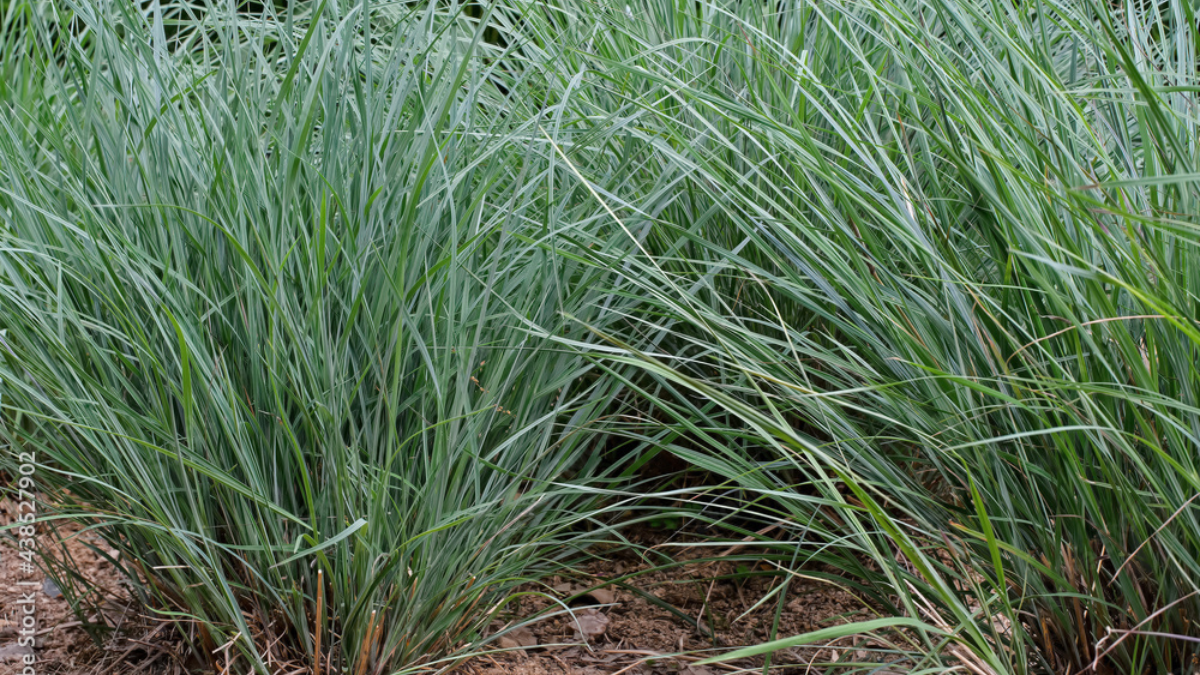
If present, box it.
[0,0,653,671]
[513,0,1200,671]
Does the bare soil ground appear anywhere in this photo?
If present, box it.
[460,528,880,675]
[0,498,142,675]
[1,503,875,675]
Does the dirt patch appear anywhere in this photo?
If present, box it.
[0,498,185,675]
[460,531,883,675]
[0,498,104,674]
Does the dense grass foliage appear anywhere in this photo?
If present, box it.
[1,0,1199,673]
[513,0,1200,672]
[0,1,654,672]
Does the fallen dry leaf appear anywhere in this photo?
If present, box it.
[585,588,616,605]
[496,625,537,651]
[573,609,609,639]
